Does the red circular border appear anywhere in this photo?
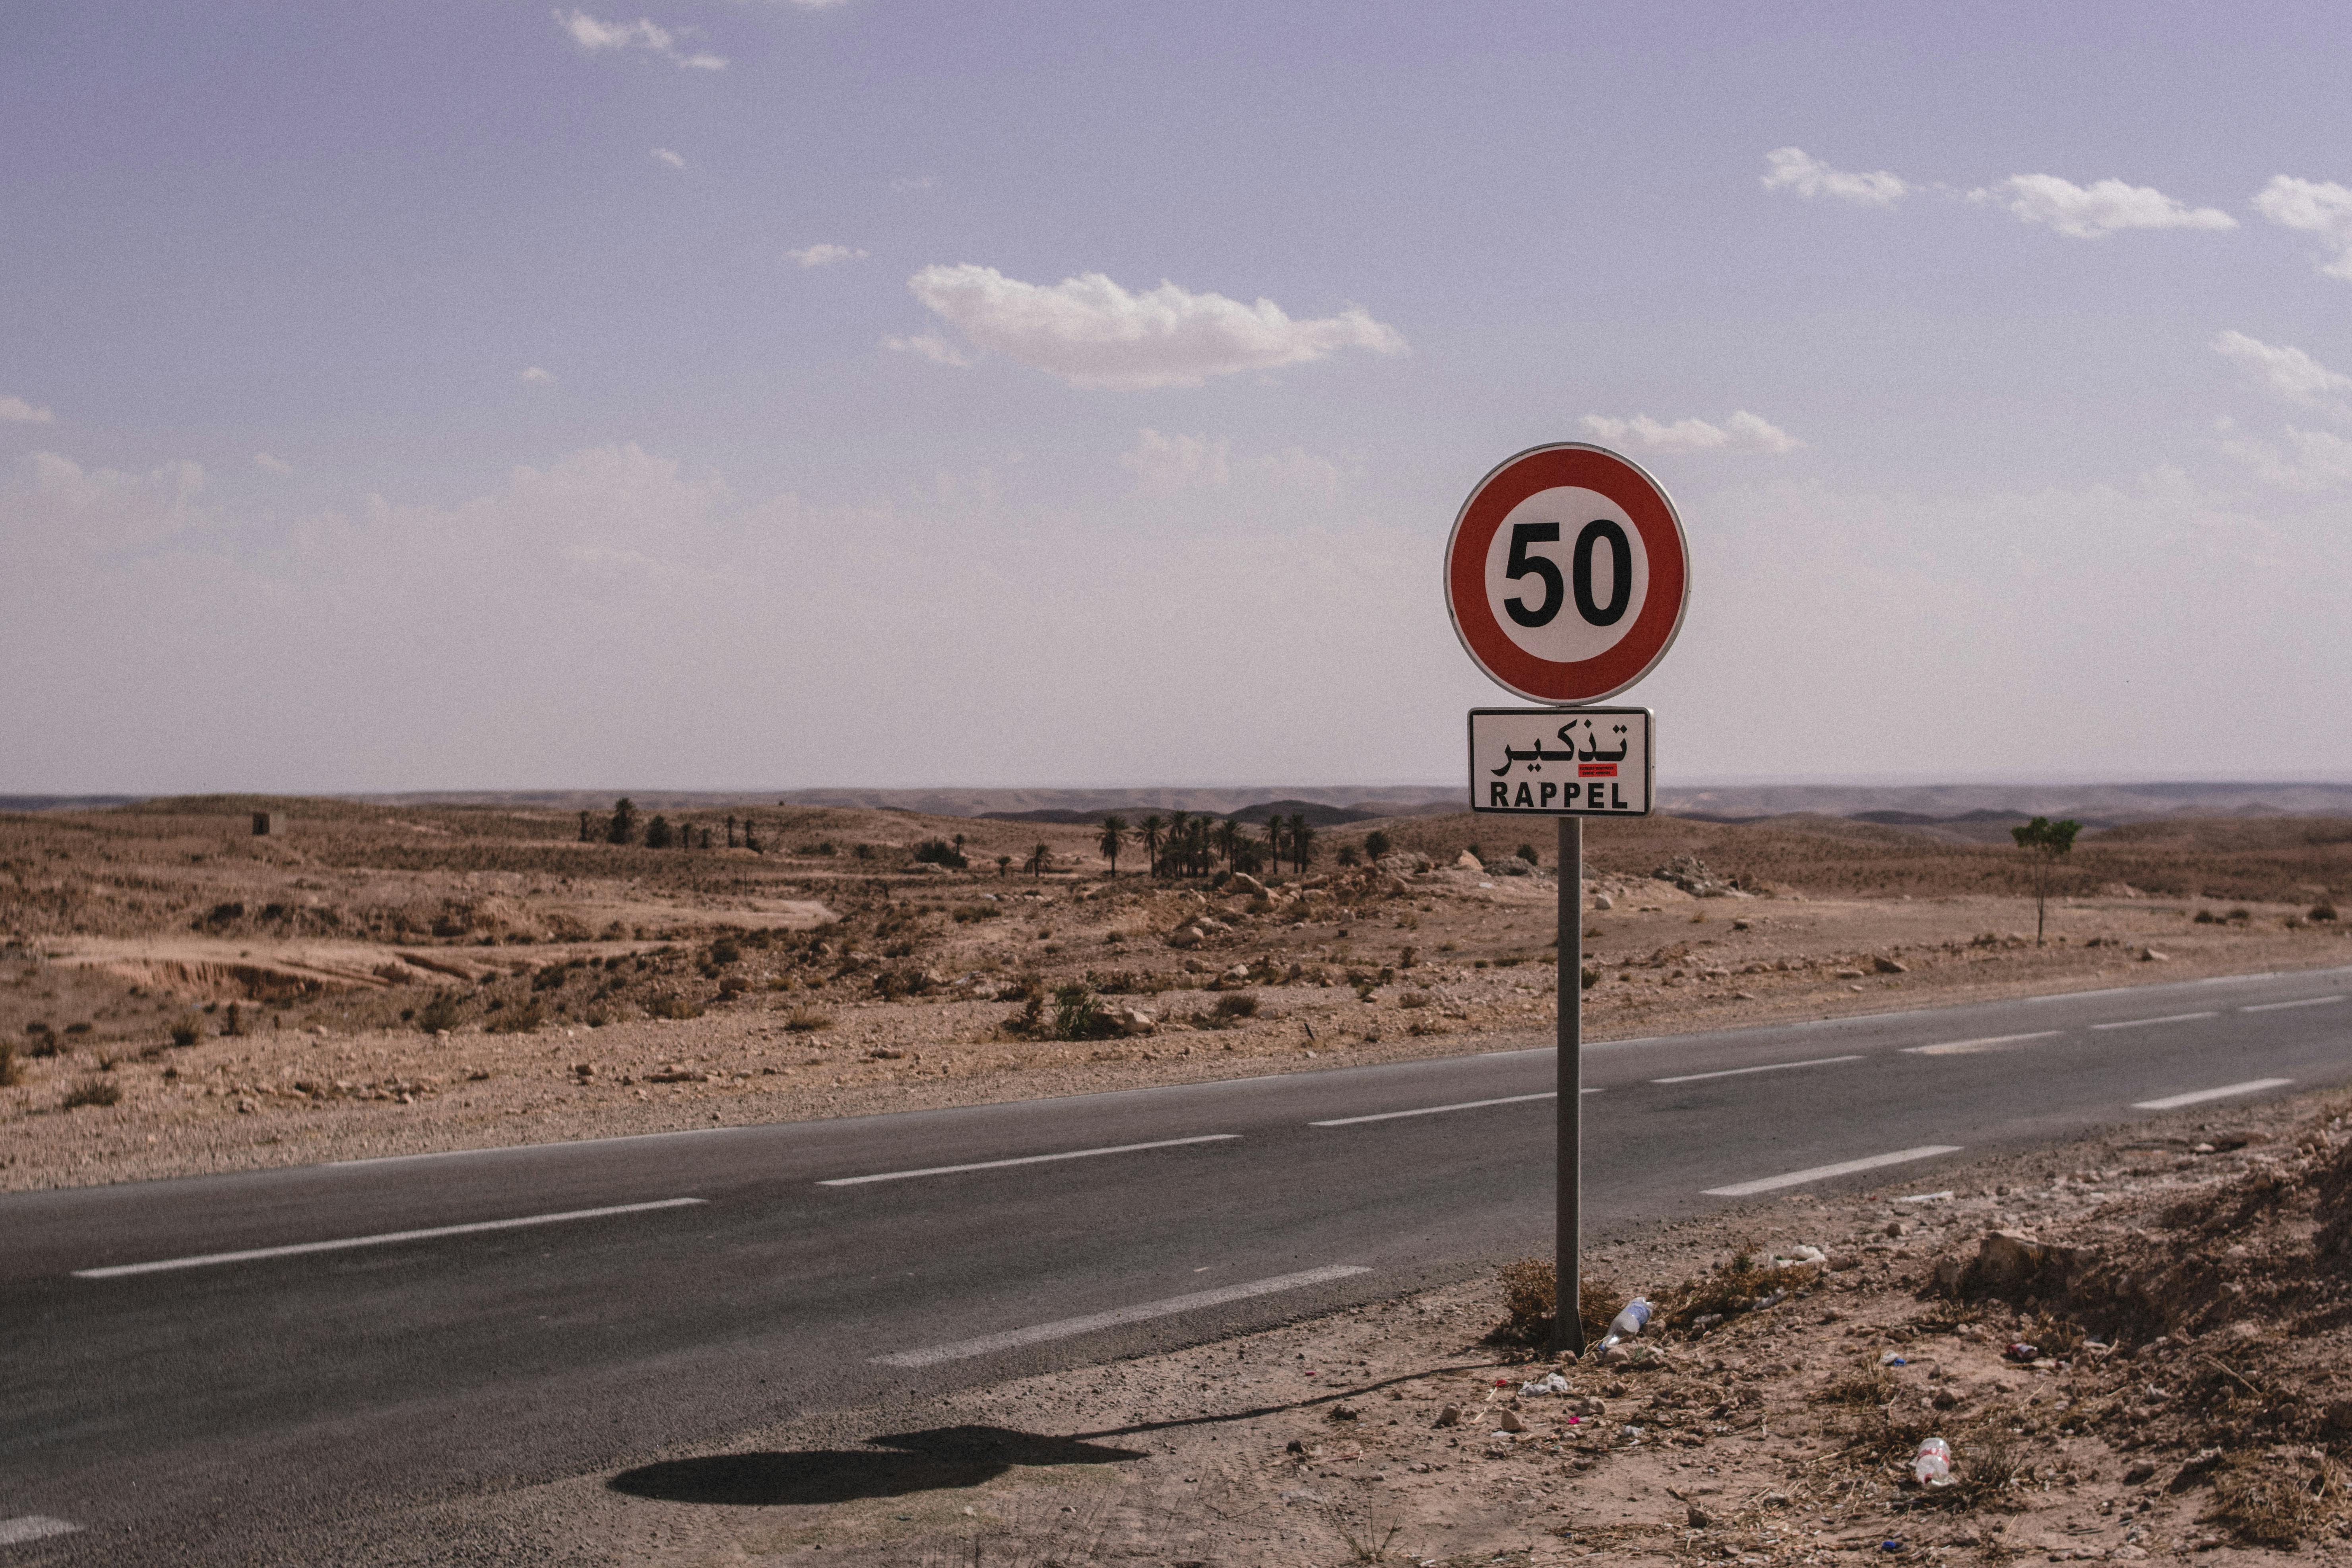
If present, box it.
[1445,443,1689,704]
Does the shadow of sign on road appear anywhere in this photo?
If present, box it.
[607,1425,1148,1506]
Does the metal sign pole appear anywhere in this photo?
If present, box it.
[1555,813,1585,1358]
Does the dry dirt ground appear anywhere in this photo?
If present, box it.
[311,1083,2352,1568]
[3,800,2349,1192]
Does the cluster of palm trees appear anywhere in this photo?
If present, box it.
[1095,811,1318,878]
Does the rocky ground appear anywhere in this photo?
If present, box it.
[321,1083,2352,1567]
[2,799,2348,1192]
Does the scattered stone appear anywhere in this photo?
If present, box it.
[1873,956,1908,974]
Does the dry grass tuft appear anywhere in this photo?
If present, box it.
[2207,1451,2345,1547]
[62,1076,122,1109]
[782,1006,833,1032]
[1493,1256,1624,1346]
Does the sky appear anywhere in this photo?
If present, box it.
[5,1,2352,793]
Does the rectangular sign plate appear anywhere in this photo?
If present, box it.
[1468,706,1654,816]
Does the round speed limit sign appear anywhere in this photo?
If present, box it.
[1444,442,1690,704]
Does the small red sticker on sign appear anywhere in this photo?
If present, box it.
[1579,763,1617,778]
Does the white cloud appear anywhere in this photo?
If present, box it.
[2252,175,2352,280]
[519,366,556,385]
[254,453,293,475]
[552,10,725,69]
[0,395,53,424]
[787,243,867,268]
[650,147,686,169]
[2222,426,2352,491]
[1979,174,2235,239]
[1579,411,1800,455]
[890,176,936,193]
[777,0,851,8]
[12,450,211,550]
[1759,147,1908,207]
[1120,429,1230,493]
[882,333,972,368]
[904,264,1407,390]
[1258,446,1344,502]
[2210,331,2352,418]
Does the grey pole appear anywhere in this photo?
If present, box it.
[1554,812,1585,1358]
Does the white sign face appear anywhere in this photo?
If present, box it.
[1480,486,1652,667]
[1468,707,1654,816]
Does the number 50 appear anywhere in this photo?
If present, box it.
[1503,520,1633,629]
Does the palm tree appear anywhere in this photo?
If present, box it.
[1261,814,1283,870]
[1028,841,1051,880]
[1216,818,1242,870]
[1288,812,1315,873]
[1137,814,1165,878]
[1165,812,1191,877]
[1097,815,1128,875]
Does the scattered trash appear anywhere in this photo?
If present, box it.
[1893,1190,1954,1204]
[1880,1353,1908,1366]
[1770,1244,1828,1267]
[1520,1371,1571,1397]
[1879,1539,1904,1553]
[1912,1436,1955,1488]
[1600,1297,1652,1347]
[2004,1342,2040,1363]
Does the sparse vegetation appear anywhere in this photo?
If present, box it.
[62,1076,122,1109]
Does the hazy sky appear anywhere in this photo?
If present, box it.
[6,2,2352,793]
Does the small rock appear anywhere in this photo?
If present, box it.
[1592,894,1613,911]
[1834,967,1867,979]
[1433,1404,1461,1428]
[1454,851,1484,871]
[1685,1502,1715,1529]
[2140,948,2169,962]
[1328,1404,1359,1422]
[1873,956,1908,974]
[1112,1007,1158,1037]
[1497,1409,1526,1433]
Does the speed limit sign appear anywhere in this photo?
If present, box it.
[1443,442,1689,704]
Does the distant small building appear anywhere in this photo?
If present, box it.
[252,812,284,837]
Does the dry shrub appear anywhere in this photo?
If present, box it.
[168,1016,202,1049]
[1658,1242,1820,1329]
[1823,1364,1898,1406]
[486,998,544,1034]
[2207,1451,2344,1547]
[0,1041,20,1087]
[415,991,463,1033]
[63,1077,122,1109]
[783,1007,833,1032]
[1494,1256,1624,1345]
[1958,1424,2027,1504]
[644,992,705,1021]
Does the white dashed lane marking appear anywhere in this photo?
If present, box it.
[1704,1145,1962,1198]
[1652,1055,1862,1085]
[875,1264,1372,1368]
[2132,1079,2294,1111]
[72,1198,707,1279]
[2241,996,2344,1013]
[1901,1032,2060,1056]
[2090,1011,2218,1031]
[820,1136,1239,1186]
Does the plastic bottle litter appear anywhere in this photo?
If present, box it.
[2004,1341,2040,1363]
[1600,1297,1652,1348]
[1912,1436,1955,1488]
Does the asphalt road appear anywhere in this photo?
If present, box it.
[4,962,2348,1562]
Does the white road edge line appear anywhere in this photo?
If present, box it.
[874,1264,1373,1368]
[0,1517,80,1546]
[2132,1079,2294,1111]
[1704,1145,1962,1198]
[1310,1090,1594,1128]
[1652,1055,1863,1085]
[818,1135,1239,1186]
[70,1198,707,1280]
[2241,996,2344,1013]
[2090,1012,2220,1031]
[1901,1031,2061,1056]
